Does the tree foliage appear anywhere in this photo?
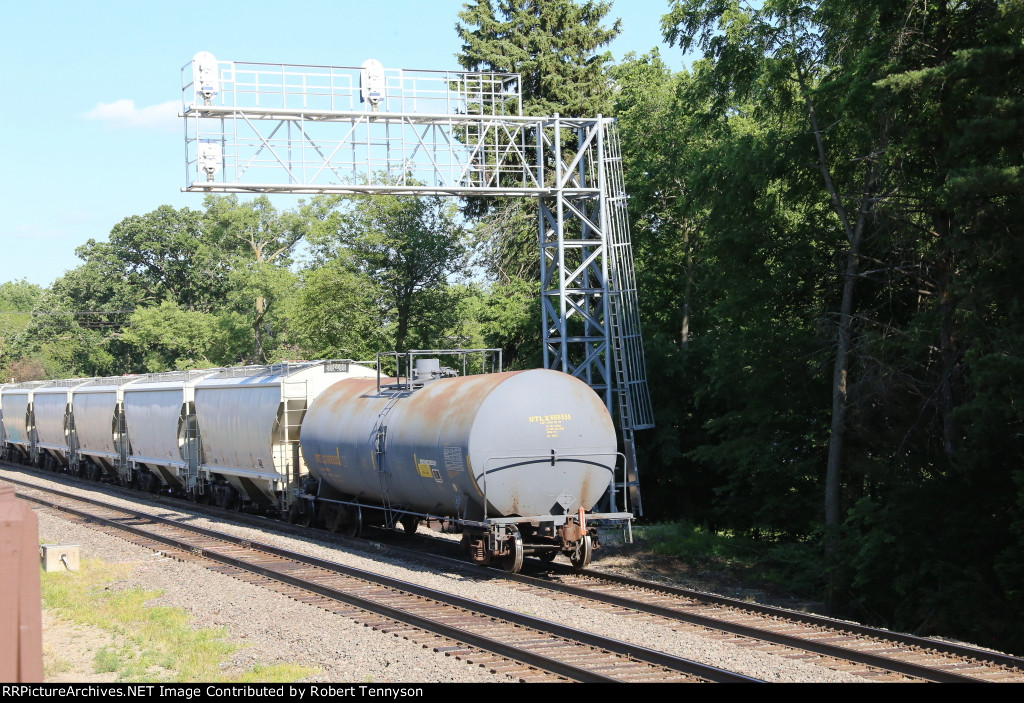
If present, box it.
[637,0,1024,645]
[302,193,471,354]
[456,0,621,117]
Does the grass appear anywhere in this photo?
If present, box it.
[42,647,73,679]
[41,558,318,683]
[632,522,827,598]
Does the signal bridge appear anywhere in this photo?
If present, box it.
[180,53,653,514]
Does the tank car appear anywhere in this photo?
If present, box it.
[0,351,632,572]
[299,357,624,570]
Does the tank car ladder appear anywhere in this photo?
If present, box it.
[372,388,407,529]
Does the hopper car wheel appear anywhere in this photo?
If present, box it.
[500,526,524,573]
[569,534,592,571]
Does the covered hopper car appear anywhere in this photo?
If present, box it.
[0,351,631,571]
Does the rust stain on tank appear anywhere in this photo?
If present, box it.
[304,369,616,521]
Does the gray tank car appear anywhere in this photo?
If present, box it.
[298,362,625,570]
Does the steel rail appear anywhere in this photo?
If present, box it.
[569,567,1024,674]
[318,522,1024,683]
[12,479,760,684]
[494,569,989,683]
[7,461,1021,682]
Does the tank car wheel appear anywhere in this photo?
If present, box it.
[299,502,315,528]
[499,526,524,573]
[338,506,362,538]
[569,534,593,571]
[399,514,419,536]
[324,505,344,532]
[537,550,557,563]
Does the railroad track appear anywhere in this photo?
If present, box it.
[498,567,1024,683]
[11,477,758,683]
[365,533,1024,683]
[9,463,1024,683]
[333,509,1024,683]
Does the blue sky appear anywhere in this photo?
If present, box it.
[0,0,688,288]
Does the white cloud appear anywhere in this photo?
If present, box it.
[84,99,180,132]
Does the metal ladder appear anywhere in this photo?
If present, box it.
[373,388,406,528]
[279,380,308,510]
[182,402,201,495]
[601,121,655,515]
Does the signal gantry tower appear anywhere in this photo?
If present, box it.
[180,53,653,513]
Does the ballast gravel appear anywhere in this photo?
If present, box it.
[8,468,870,683]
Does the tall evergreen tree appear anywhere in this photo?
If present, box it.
[456,0,624,368]
[456,0,622,117]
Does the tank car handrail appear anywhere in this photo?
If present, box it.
[298,493,632,530]
[476,450,626,522]
[1,381,50,392]
[375,348,503,393]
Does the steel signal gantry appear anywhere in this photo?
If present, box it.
[179,54,653,513]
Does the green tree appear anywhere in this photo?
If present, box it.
[85,205,227,311]
[456,0,622,117]
[121,301,249,372]
[0,280,44,380]
[204,195,323,362]
[663,0,889,549]
[657,0,1024,648]
[0,280,42,356]
[307,194,469,353]
[288,257,387,361]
